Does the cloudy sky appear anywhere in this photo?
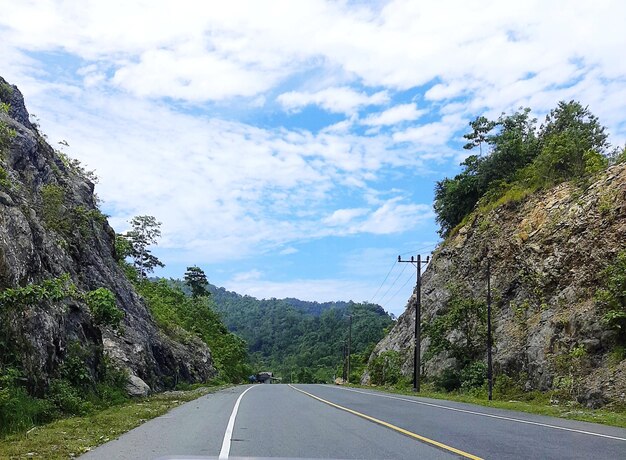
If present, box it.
[1,0,625,316]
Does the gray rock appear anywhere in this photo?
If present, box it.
[127,374,151,397]
[0,77,217,394]
[366,163,626,407]
[0,192,13,206]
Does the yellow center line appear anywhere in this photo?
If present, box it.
[288,384,483,460]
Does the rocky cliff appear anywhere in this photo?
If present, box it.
[0,77,215,394]
[366,163,626,407]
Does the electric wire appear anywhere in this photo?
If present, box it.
[374,262,408,305]
[368,259,398,303]
[398,243,438,257]
[370,243,438,308]
[382,270,417,311]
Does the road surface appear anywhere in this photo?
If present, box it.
[81,384,626,459]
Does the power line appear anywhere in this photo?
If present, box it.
[375,262,407,305]
[369,243,438,306]
[369,260,398,303]
[381,270,415,310]
[399,243,438,257]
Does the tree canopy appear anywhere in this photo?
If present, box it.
[434,101,617,236]
[116,215,164,278]
[184,266,210,298]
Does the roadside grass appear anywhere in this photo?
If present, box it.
[0,384,231,460]
[347,384,626,429]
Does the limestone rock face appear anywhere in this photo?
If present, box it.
[0,77,216,392]
[366,163,626,406]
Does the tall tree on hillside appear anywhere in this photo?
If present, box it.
[184,266,210,298]
[463,116,497,155]
[534,101,610,183]
[124,215,164,279]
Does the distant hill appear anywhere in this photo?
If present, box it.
[200,283,395,383]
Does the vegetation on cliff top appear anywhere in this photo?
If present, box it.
[434,100,623,237]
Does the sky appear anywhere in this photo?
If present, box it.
[1,0,625,316]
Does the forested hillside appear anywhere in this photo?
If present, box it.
[208,285,394,383]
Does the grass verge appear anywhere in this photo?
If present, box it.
[347,384,626,429]
[0,384,231,459]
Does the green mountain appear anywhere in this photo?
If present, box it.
[204,284,394,383]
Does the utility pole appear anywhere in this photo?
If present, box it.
[487,258,493,401]
[346,315,352,383]
[341,340,347,381]
[398,254,430,392]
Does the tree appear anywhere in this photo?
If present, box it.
[434,108,540,236]
[539,101,608,153]
[532,101,610,184]
[124,215,164,279]
[184,266,210,298]
[463,116,497,155]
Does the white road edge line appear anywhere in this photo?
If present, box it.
[219,385,256,459]
[335,386,626,442]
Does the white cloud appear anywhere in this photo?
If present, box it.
[322,208,369,226]
[222,276,376,306]
[277,87,389,115]
[354,199,434,235]
[232,270,263,282]
[393,115,466,146]
[362,103,426,126]
[1,0,624,135]
[18,82,430,264]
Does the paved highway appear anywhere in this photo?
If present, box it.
[81,384,626,459]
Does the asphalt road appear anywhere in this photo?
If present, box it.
[81,384,626,460]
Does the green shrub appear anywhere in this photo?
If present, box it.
[0,368,55,436]
[615,147,626,164]
[596,251,626,342]
[607,346,626,366]
[0,119,16,155]
[59,343,93,391]
[584,150,609,176]
[493,373,524,399]
[368,350,403,386]
[40,183,69,234]
[0,274,76,312]
[115,234,134,262]
[0,82,13,101]
[0,166,11,189]
[460,361,487,391]
[95,355,128,407]
[552,344,589,398]
[433,368,461,392]
[72,206,108,238]
[47,379,92,416]
[422,286,486,366]
[85,288,124,329]
[56,150,98,183]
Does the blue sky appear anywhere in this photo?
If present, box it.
[1,0,625,316]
